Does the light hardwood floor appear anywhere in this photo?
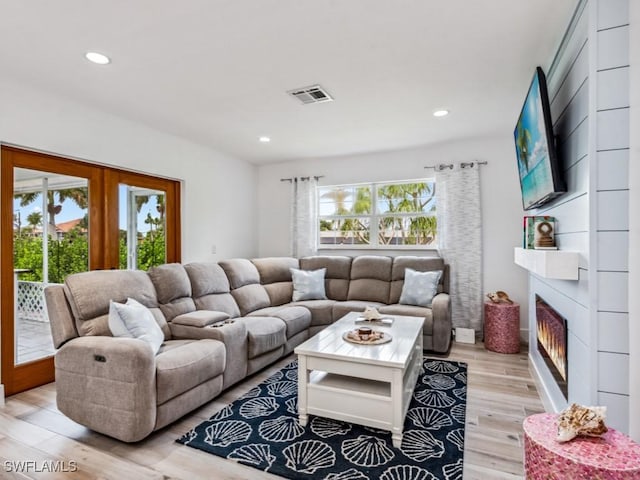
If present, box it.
[0,341,544,479]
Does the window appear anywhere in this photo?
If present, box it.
[318,179,436,248]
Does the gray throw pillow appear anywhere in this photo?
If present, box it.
[399,268,443,307]
[290,268,327,302]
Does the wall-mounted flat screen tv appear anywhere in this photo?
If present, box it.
[514,67,566,210]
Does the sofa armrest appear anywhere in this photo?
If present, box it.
[55,336,157,442]
[431,292,452,353]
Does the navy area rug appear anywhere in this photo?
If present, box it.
[177,358,467,480]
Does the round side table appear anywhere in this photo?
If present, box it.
[484,301,520,353]
[523,413,640,479]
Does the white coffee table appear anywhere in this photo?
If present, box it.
[294,311,424,447]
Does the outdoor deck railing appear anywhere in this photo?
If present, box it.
[16,280,52,322]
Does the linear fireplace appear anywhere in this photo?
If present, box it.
[535,295,568,399]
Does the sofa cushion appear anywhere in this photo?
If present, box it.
[252,257,299,284]
[238,317,287,358]
[108,298,164,354]
[232,284,271,316]
[263,283,294,307]
[347,255,392,303]
[64,270,170,339]
[147,263,192,304]
[194,293,241,318]
[291,299,336,326]
[399,269,443,307]
[300,256,352,301]
[249,306,311,338]
[185,262,231,296]
[390,256,446,304]
[332,300,385,321]
[156,339,225,405]
[290,268,327,301]
[219,259,261,289]
[379,304,434,335]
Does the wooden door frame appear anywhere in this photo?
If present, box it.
[1,146,181,395]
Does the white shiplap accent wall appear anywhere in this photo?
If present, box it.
[594,0,630,432]
[527,0,631,433]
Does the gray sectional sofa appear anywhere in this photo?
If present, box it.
[45,255,450,442]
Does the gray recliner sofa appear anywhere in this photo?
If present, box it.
[45,254,450,442]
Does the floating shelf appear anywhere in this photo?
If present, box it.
[514,247,579,280]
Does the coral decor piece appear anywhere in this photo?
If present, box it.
[485,291,513,304]
[557,403,608,442]
[362,305,383,320]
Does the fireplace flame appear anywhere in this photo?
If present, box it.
[536,303,567,382]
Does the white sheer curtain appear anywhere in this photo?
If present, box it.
[291,176,318,258]
[436,165,483,334]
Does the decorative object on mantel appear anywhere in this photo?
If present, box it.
[523,215,557,249]
[485,291,513,304]
[556,403,608,443]
[523,412,640,480]
[343,328,392,345]
[178,358,468,480]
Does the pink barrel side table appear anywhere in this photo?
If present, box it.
[484,301,520,353]
[523,413,640,479]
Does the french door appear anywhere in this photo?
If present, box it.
[1,146,180,395]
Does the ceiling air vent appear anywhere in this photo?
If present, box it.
[287,84,333,104]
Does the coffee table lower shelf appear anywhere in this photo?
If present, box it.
[297,338,422,447]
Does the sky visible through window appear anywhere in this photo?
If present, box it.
[13,189,160,233]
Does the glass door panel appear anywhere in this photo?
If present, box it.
[118,184,166,270]
[13,168,89,365]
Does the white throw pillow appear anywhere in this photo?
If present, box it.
[290,268,328,302]
[399,268,443,307]
[108,298,164,354]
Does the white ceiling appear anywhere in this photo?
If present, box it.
[1,1,578,165]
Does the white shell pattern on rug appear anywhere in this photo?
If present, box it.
[227,443,276,470]
[341,435,395,467]
[406,407,453,430]
[238,397,279,419]
[425,360,459,374]
[285,368,298,381]
[324,467,370,480]
[453,387,466,401]
[451,404,466,424]
[454,372,467,383]
[240,386,262,399]
[258,415,305,442]
[209,404,233,421]
[266,381,297,398]
[443,458,464,480]
[181,429,197,445]
[400,430,445,462]
[285,397,298,415]
[283,439,336,474]
[263,370,284,384]
[311,417,352,438]
[379,464,439,480]
[414,389,456,408]
[446,428,465,451]
[204,420,252,447]
[422,373,457,390]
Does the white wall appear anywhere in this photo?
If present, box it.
[257,136,530,335]
[0,79,259,262]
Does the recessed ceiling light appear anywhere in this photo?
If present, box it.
[433,109,449,117]
[85,51,111,65]
[259,136,271,143]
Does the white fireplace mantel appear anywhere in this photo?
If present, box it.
[514,247,579,281]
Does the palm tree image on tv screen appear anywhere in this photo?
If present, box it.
[514,67,565,210]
